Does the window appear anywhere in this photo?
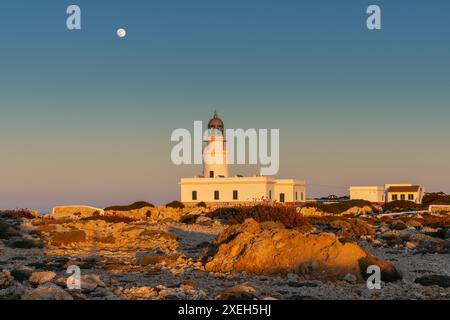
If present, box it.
[392,194,398,201]
[269,190,272,200]
[400,194,406,200]
[214,190,219,200]
[233,190,238,200]
[192,191,197,201]
[296,192,298,201]
[408,194,414,201]
[301,192,304,201]
[209,171,214,178]
[280,193,285,203]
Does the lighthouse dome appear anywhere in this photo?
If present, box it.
[208,112,224,131]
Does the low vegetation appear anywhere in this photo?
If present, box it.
[302,200,376,214]
[208,204,310,228]
[0,209,36,220]
[383,200,421,212]
[104,201,155,211]
[422,193,450,207]
[196,201,207,208]
[165,201,185,209]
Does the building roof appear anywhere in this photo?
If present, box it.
[387,185,420,193]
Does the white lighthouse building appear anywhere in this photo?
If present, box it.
[180,112,306,205]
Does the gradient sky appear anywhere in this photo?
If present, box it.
[1,1,449,212]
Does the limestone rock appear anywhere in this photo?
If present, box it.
[205,219,400,282]
[300,207,325,217]
[216,284,256,300]
[81,274,106,292]
[22,283,73,300]
[390,220,407,230]
[0,272,13,289]
[29,271,56,286]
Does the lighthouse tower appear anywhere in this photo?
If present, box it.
[203,112,228,178]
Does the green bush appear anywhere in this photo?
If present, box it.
[165,201,185,209]
[105,201,155,211]
[196,201,207,208]
[303,200,376,214]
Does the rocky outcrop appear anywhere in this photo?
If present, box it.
[52,206,104,219]
[22,283,73,300]
[299,207,325,217]
[29,271,56,286]
[205,219,401,282]
[340,206,374,216]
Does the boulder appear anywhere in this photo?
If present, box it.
[415,275,450,288]
[204,219,401,282]
[216,284,256,300]
[80,274,106,292]
[0,272,13,289]
[299,207,325,217]
[29,271,56,286]
[390,220,407,230]
[409,233,446,253]
[405,219,422,229]
[22,283,73,300]
[341,206,373,216]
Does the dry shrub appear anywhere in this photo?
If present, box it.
[50,230,87,246]
[104,201,155,211]
[208,205,310,228]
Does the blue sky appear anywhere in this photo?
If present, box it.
[0,1,449,211]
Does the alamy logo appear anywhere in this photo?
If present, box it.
[366,265,381,289]
[66,265,81,290]
[171,121,280,175]
[66,5,81,30]
[367,5,381,30]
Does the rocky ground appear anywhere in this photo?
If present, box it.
[0,207,449,300]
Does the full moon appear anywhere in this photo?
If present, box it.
[116,28,126,38]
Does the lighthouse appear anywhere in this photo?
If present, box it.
[203,112,229,178]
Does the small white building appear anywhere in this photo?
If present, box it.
[349,186,385,204]
[179,113,306,205]
[349,183,425,204]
